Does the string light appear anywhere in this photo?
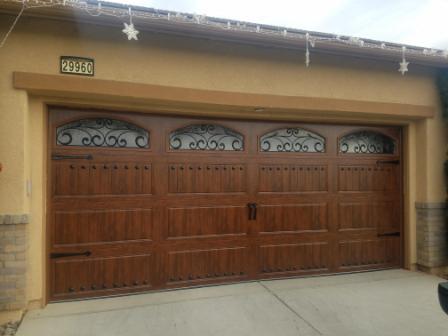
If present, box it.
[348,36,364,47]
[0,0,25,48]
[1,0,447,75]
[84,1,102,17]
[194,14,202,24]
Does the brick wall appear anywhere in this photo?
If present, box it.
[0,215,28,311]
[416,203,448,273]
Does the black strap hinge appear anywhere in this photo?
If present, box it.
[378,232,400,237]
[52,154,93,160]
[50,251,91,259]
[376,160,400,165]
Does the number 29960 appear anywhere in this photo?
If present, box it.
[60,57,94,76]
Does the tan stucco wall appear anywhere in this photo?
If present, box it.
[0,14,446,311]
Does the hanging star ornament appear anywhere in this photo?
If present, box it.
[398,46,409,75]
[122,22,139,41]
[398,59,409,75]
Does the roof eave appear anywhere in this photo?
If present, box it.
[1,0,447,68]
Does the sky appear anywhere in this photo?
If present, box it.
[107,0,448,49]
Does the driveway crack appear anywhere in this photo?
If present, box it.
[258,281,323,335]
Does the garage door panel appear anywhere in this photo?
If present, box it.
[337,164,399,192]
[53,162,89,196]
[372,201,401,232]
[168,163,247,193]
[258,164,328,193]
[338,202,373,231]
[258,242,329,276]
[51,241,154,258]
[53,209,154,246]
[338,238,400,270]
[51,254,153,300]
[337,199,400,232]
[52,199,160,215]
[164,246,248,285]
[53,161,153,196]
[166,205,248,239]
[258,203,328,234]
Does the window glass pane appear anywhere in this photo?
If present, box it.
[260,128,325,153]
[169,124,243,151]
[56,118,149,148]
[339,131,395,154]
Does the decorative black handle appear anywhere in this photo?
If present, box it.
[52,154,93,160]
[50,251,92,259]
[247,203,254,220]
[247,203,257,220]
[377,232,400,237]
[376,160,400,165]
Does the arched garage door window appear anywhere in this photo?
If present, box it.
[169,124,244,151]
[339,130,395,154]
[260,127,325,153]
[56,118,149,148]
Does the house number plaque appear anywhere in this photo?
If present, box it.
[60,56,94,76]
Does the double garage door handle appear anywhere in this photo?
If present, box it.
[247,203,257,220]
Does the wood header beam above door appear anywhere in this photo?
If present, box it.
[13,72,434,120]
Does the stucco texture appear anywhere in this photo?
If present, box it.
[0,13,446,313]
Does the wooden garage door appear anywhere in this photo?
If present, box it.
[48,108,402,301]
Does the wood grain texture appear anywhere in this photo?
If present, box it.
[338,165,399,191]
[258,203,328,233]
[52,254,153,298]
[339,238,400,269]
[168,164,246,193]
[259,242,329,275]
[53,209,153,246]
[167,206,247,239]
[258,165,328,192]
[53,162,152,196]
[48,107,403,301]
[166,247,248,285]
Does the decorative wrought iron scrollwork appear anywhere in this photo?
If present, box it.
[339,131,395,154]
[169,124,244,151]
[260,128,325,153]
[56,118,149,148]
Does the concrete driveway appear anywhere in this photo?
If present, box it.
[16,270,447,336]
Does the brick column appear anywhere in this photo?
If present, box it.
[416,202,448,274]
[0,214,28,311]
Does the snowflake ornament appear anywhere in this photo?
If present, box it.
[122,8,139,41]
[398,46,409,75]
[122,22,139,41]
[398,60,409,75]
